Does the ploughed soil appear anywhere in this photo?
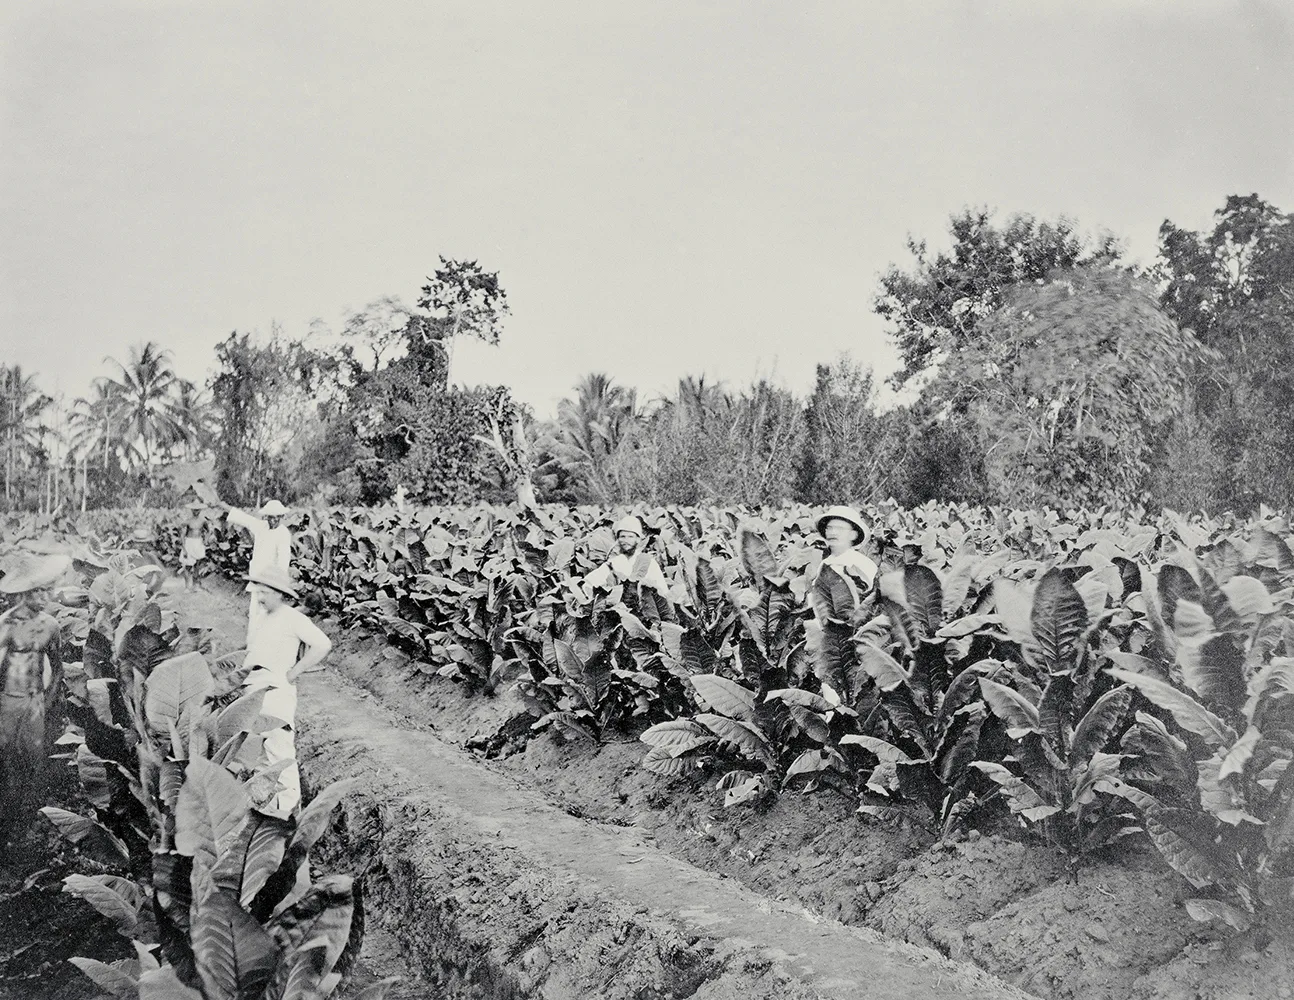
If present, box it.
[281,582,1292,1000]
[7,573,1291,999]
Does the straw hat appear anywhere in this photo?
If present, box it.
[613,515,644,538]
[0,553,72,594]
[247,566,298,598]
[815,505,871,547]
[259,500,289,517]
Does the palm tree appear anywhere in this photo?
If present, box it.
[102,342,191,475]
[542,373,640,502]
[0,365,54,506]
[165,378,217,461]
[70,377,129,472]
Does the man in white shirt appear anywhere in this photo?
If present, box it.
[217,498,294,644]
[573,515,672,601]
[241,565,332,819]
[813,505,878,610]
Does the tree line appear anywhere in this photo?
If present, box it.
[2,194,1290,515]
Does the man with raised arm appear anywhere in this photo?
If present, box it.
[214,498,293,644]
[0,553,70,848]
[240,565,332,819]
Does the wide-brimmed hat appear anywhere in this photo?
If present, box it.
[247,566,297,598]
[0,553,72,594]
[613,515,644,538]
[23,533,70,555]
[130,526,154,541]
[815,505,871,546]
[258,500,289,517]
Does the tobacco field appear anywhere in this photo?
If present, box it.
[4,498,1294,998]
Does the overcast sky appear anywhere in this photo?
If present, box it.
[3,1,1292,417]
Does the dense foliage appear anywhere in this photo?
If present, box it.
[6,193,1290,517]
[50,495,1291,935]
[0,524,383,1000]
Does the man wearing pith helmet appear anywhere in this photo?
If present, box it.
[240,564,332,819]
[813,505,878,607]
[214,497,294,644]
[0,552,71,847]
[576,514,672,600]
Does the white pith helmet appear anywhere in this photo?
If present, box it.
[815,505,872,547]
[613,515,644,538]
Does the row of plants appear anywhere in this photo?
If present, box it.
[21,499,1294,935]
[0,526,388,1000]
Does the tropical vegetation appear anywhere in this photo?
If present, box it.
[4,192,1290,516]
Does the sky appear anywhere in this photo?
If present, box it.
[2,1,1292,419]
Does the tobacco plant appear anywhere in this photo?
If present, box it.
[37,543,383,1000]
[1097,541,1294,931]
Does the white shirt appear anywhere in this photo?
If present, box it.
[227,508,293,577]
[244,605,329,684]
[583,551,671,596]
[819,548,878,606]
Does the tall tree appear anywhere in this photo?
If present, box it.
[930,268,1209,508]
[210,330,340,504]
[0,365,54,508]
[69,378,127,473]
[1155,194,1294,511]
[415,257,509,384]
[324,295,418,375]
[875,209,1122,389]
[539,373,640,503]
[795,357,891,505]
[102,341,189,474]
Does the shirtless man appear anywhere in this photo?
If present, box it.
[0,553,70,847]
[178,501,209,591]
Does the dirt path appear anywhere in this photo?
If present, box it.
[178,580,1029,999]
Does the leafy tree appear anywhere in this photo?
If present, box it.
[415,257,510,384]
[0,365,54,509]
[929,267,1209,508]
[866,403,989,509]
[314,294,418,377]
[876,209,1122,389]
[210,329,343,505]
[350,363,518,504]
[1155,195,1294,511]
[794,356,891,505]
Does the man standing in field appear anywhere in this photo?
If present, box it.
[0,553,70,848]
[215,498,294,644]
[573,515,672,605]
[240,565,332,819]
[812,505,878,610]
